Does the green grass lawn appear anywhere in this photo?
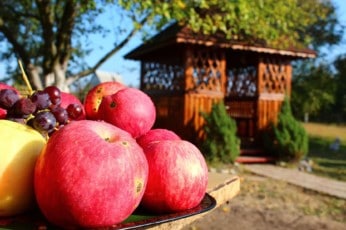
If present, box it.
[302,122,346,182]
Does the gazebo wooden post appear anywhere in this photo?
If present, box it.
[184,46,194,91]
[257,58,265,135]
[139,62,145,90]
[181,46,227,142]
[256,57,293,135]
[183,46,195,141]
[285,61,292,97]
[220,52,227,95]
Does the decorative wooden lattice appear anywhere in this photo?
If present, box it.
[141,62,185,93]
[226,65,257,97]
[260,58,289,94]
[189,49,223,92]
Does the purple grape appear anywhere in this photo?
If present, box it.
[0,89,20,109]
[11,98,37,116]
[44,86,61,105]
[51,106,68,124]
[30,90,51,110]
[66,103,83,120]
[33,111,57,132]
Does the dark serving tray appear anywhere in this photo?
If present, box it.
[0,193,216,229]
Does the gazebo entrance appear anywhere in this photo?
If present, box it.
[225,52,293,147]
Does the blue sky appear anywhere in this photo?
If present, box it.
[1,0,346,87]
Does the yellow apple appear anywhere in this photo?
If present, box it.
[0,120,46,216]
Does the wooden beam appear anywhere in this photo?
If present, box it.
[220,51,227,95]
[286,62,292,97]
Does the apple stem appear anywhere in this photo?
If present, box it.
[18,59,33,95]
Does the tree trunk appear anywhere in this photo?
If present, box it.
[53,63,70,92]
[27,64,43,90]
[27,62,71,92]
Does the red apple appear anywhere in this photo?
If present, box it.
[0,83,20,119]
[34,120,148,228]
[136,128,181,148]
[84,81,126,120]
[60,92,86,120]
[98,88,156,138]
[140,140,208,213]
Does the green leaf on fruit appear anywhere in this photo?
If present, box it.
[123,214,156,223]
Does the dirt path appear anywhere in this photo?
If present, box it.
[183,174,346,230]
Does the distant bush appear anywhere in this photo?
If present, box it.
[263,97,309,163]
[200,101,240,164]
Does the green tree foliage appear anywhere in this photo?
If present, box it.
[291,61,336,121]
[0,0,342,91]
[265,97,309,163]
[200,102,240,164]
[332,55,346,122]
[301,0,344,49]
[120,0,341,48]
[292,53,346,123]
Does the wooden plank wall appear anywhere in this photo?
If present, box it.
[151,95,185,137]
[257,98,283,131]
[256,57,288,137]
[184,92,223,143]
[225,99,257,140]
[150,93,223,143]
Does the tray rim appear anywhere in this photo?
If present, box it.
[116,193,216,229]
[0,193,217,230]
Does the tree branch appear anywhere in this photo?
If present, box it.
[67,16,149,85]
[56,0,78,69]
[0,2,40,20]
[35,0,56,74]
[0,18,30,65]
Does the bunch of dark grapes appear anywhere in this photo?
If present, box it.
[0,86,83,136]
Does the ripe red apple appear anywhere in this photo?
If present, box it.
[140,140,208,213]
[0,83,20,119]
[34,120,148,228]
[136,128,181,148]
[98,88,156,138]
[84,81,126,120]
[60,92,86,120]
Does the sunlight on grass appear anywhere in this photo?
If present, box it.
[302,123,346,182]
[302,122,346,143]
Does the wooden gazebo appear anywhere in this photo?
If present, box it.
[125,24,316,158]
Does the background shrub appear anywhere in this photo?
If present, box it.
[263,97,309,163]
[200,102,240,164]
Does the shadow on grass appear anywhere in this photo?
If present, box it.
[318,160,346,170]
[308,136,346,181]
[308,136,345,160]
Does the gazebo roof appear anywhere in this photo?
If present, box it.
[124,23,317,60]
